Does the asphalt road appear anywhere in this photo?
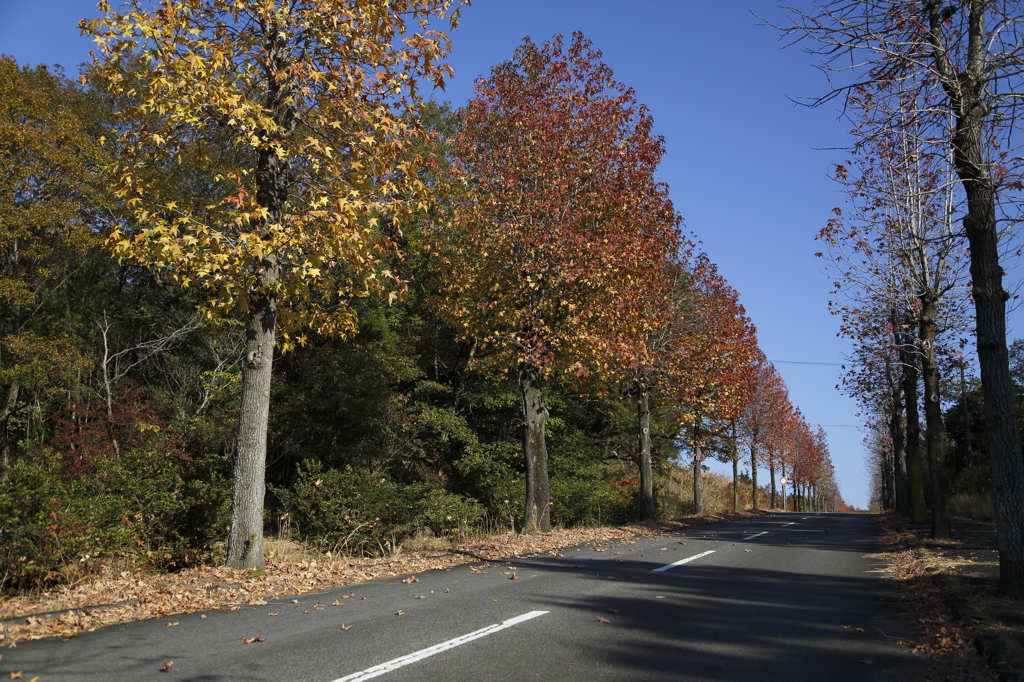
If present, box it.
[5,512,926,681]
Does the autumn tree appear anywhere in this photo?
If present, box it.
[0,58,101,481]
[82,0,464,568]
[738,358,786,510]
[666,255,758,515]
[425,33,679,533]
[777,0,1024,594]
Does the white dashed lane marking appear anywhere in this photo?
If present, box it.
[331,611,549,682]
[653,550,715,572]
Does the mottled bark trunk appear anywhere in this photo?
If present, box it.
[920,295,950,538]
[899,330,926,525]
[636,379,654,520]
[769,453,777,509]
[226,289,277,569]
[519,362,550,533]
[927,0,1024,596]
[0,380,18,483]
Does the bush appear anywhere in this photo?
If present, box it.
[0,447,230,593]
[550,477,631,527]
[273,460,484,554]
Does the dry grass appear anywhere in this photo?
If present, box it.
[949,493,995,522]
[658,463,777,516]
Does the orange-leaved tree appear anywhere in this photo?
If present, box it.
[82,0,464,568]
[425,32,680,532]
[664,255,758,514]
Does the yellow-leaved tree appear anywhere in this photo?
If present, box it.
[81,0,464,568]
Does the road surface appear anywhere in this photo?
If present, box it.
[3,512,925,681]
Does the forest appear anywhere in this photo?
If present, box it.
[0,0,857,595]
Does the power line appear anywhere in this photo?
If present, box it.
[772,360,845,366]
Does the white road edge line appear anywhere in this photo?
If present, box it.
[652,550,715,572]
[744,531,768,540]
[802,516,812,520]
[782,522,794,527]
[331,610,549,682]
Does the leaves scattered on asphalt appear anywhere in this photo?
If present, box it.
[0,511,769,647]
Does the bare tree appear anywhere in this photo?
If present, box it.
[776,0,1024,591]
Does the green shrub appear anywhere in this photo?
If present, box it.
[550,477,630,527]
[0,447,230,593]
[273,460,485,554]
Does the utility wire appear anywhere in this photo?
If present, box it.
[772,360,845,366]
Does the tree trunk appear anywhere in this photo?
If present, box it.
[769,453,777,509]
[0,380,18,483]
[519,361,550,533]
[781,464,787,511]
[731,421,739,512]
[926,0,1024,597]
[887,315,911,516]
[750,438,759,511]
[898,326,926,525]
[692,431,703,515]
[226,288,277,569]
[636,378,655,520]
[920,294,950,538]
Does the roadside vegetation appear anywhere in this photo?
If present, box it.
[0,1,846,608]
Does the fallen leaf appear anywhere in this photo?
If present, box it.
[332,600,342,606]
[413,596,425,599]
[166,622,179,627]
[10,673,22,680]
[510,573,520,580]
[304,610,310,614]
[341,624,353,631]
[396,610,406,616]
[744,549,753,553]
[492,600,499,603]
[597,617,610,623]
[856,627,865,632]
[443,589,449,593]
[291,599,299,604]
[401,576,419,584]
[200,615,207,619]
[268,613,279,616]
[162,660,174,673]
[243,631,265,644]
[608,608,620,614]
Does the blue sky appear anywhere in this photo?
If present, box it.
[4,0,994,510]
